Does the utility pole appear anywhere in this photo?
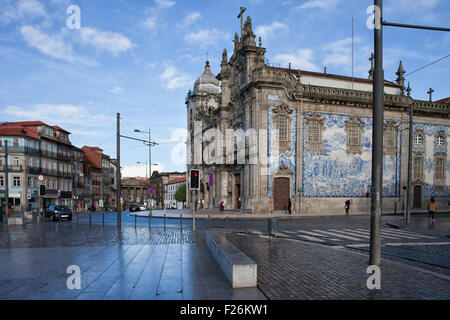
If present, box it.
[117,113,121,228]
[369,0,384,266]
[4,140,9,220]
[381,4,450,226]
[405,102,413,224]
[148,129,151,211]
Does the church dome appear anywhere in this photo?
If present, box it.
[194,61,220,94]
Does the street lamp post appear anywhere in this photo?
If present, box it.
[134,129,158,212]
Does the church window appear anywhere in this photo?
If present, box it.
[272,104,293,153]
[434,153,446,182]
[305,113,324,152]
[345,116,364,154]
[413,153,424,181]
[278,116,288,141]
[436,132,445,147]
[414,132,424,145]
[383,121,398,155]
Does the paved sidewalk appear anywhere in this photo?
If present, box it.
[127,208,449,220]
[227,232,450,300]
[0,223,265,300]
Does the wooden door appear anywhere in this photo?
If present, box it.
[234,174,241,209]
[274,177,290,210]
[413,185,422,209]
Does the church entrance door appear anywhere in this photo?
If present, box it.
[234,174,241,209]
[413,185,422,209]
[274,177,289,211]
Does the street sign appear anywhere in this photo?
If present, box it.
[37,175,44,182]
[148,188,154,195]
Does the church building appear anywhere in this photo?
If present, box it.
[185,13,449,215]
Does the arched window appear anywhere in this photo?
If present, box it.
[414,132,424,145]
[436,131,446,147]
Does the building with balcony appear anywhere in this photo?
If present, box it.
[0,123,41,213]
[0,121,76,211]
[149,171,185,208]
[82,146,112,211]
[163,177,186,209]
[72,146,85,211]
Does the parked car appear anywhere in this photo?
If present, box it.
[129,204,146,212]
[45,205,72,221]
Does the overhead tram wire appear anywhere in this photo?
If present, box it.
[403,53,450,78]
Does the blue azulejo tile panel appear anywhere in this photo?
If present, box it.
[413,123,450,198]
[267,106,297,198]
[302,113,402,198]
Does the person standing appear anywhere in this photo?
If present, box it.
[287,198,292,214]
[428,197,437,222]
[345,200,351,216]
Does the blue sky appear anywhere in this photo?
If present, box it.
[0,0,449,177]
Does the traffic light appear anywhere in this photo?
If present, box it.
[39,184,46,196]
[190,169,200,190]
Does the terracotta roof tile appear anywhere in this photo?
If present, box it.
[165,177,186,185]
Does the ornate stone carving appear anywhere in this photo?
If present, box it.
[275,164,293,176]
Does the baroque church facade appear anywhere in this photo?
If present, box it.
[185,14,449,215]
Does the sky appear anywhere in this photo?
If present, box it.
[0,0,449,177]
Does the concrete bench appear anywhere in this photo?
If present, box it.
[8,217,24,225]
[205,231,257,288]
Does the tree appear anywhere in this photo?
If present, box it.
[174,183,186,204]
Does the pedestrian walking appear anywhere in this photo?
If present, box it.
[345,199,351,216]
[428,197,437,222]
[287,198,292,214]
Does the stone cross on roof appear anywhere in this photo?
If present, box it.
[427,88,434,102]
[237,7,246,38]
[368,52,375,79]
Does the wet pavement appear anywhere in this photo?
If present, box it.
[2,213,450,300]
[0,223,266,300]
[227,233,450,299]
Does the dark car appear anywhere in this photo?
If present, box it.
[45,205,72,221]
[129,204,146,212]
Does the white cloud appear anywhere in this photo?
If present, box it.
[142,0,176,33]
[184,29,229,49]
[20,25,96,66]
[78,27,134,56]
[322,37,361,68]
[122,163,164,178]
[109,86,123,94]
[255,22,289,41]
[179,11,201,27]
[295,0,341,10]
[0,0,48,23]
[159,63,193,90]
[17,0,47,18]
[20,25,74,62]
[155,0,175,9]
[272,49,320,71]
[4,104,114,127]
